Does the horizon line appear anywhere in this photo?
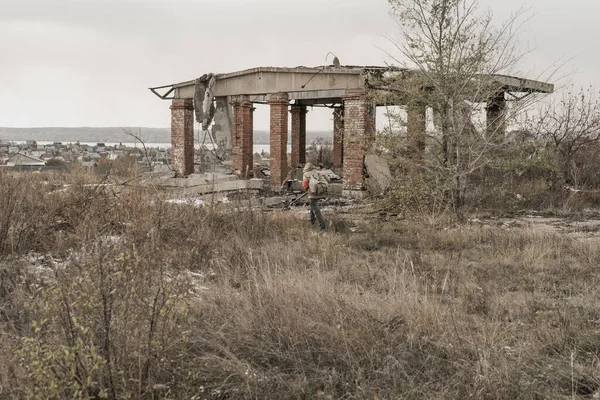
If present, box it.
[0,126,334,132]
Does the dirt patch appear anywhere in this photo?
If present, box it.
[469,211,600,241]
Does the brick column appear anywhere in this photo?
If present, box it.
[268,93,289,186]
[486,92,506,141]
[342,93,376,194]
[170,98,194,176]
[290,104,307,167]
[407,102,426,157]
[232,100,254,177]
[332,107,344,169]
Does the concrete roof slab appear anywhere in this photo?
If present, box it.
[151,65,554,101]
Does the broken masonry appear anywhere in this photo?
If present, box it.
[151,65,553,197]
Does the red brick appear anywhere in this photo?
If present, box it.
[341,93,376,191]
[290,105,307,167]
[232,100,254,177]
[268,93,289,186]
[170,98,194,176]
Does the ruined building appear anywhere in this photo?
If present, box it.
[150,66,553,197]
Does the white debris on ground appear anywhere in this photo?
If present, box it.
[98,235,122,245]
[16,233,127,287]
[19,252,67,286]
[165,198,206,207]
[467,212,600,240]
[184,270,215,293]
[165,269,214,296]
[165,196,238,208]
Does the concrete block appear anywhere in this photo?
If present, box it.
[365,154,392,194]
[159,178,263,196]
[248,178,264,190]
[156,173,239,188]
[263,196,286,207]
[342,189,366,199]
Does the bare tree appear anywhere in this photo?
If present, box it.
[381,0,544,215]
[530,86,600,183]
[121,127,153,170]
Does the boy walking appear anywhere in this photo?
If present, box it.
[302,162,330,230]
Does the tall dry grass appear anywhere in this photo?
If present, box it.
[1,169,600,399]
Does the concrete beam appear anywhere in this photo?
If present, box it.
[367,71,554,96]
[158,67,554,104]
[224,90,347,104]
[491,74,554,94]
[158,178,264,197]
[174,68,363,99]
[291,90,346,102]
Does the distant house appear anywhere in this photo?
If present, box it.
[29,151,45,158]
[6,153,46,167]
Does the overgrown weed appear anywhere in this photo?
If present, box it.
[1,169,600,398]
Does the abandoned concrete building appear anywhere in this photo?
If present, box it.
[150,66,553,196]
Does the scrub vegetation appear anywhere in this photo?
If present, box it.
[2,169,600,399]
[2,0,600,398]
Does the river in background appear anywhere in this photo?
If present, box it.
[8,140,290,155]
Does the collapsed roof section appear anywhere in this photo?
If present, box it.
[152,65,555,192]
[150,65,554,106]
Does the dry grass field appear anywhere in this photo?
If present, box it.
[2,170,600,399]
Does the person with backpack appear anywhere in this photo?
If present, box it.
[302,162,330,230]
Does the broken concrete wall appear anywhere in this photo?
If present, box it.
[212,97,233,159]
[193,74,217,131]
[365,153,392,195]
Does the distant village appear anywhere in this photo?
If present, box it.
[0,140,172,171]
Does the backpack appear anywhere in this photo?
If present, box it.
[309,172,328,195]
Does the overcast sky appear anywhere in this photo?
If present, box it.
[1,0,599,131]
